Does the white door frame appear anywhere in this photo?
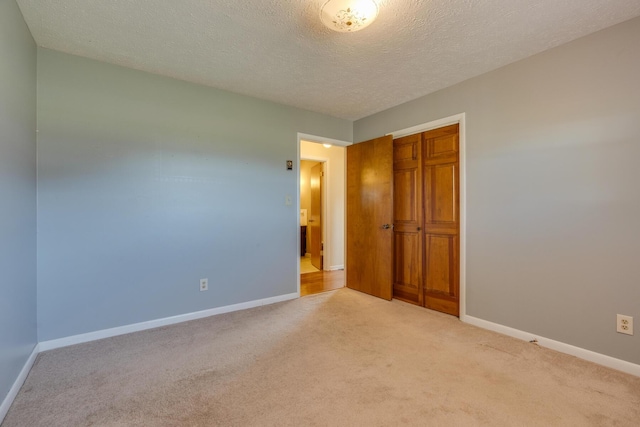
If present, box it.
[386,113,467,321]
[296,133,352,297]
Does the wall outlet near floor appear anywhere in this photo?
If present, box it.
[200,278,208,292]
[616,314,633,335]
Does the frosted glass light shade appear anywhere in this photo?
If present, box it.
[320,0,379,33]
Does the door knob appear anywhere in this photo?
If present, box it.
[382,224,391,229]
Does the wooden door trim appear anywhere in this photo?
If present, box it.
[386,113,467,321]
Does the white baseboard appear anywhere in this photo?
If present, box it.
[39,292,298,352]
[0,344,39,424]
[464,315,640,377]
[328,265,344,271]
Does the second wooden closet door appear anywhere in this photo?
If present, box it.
[393,124,460,316]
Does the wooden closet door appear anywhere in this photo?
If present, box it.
[422,124,460,316]
[346,135,394,300]
[392,134,423,305]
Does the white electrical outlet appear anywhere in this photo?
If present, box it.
[616,314,633,335]
[200,278,208,292]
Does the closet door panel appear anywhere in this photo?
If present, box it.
[392,134,422,305]
[422,124,460,316]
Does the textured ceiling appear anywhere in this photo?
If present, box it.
[16,0,640,120]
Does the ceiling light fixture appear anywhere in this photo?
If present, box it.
[323,144,332,148]
[320,0,379,33]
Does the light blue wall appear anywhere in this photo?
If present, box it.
[0,0,38,402]
[36,49,352,341]
[354,17,640,364]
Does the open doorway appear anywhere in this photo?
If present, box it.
[297,137,348,296]
[300,159,323,273]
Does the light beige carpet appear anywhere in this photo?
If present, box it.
[4,289,640,426]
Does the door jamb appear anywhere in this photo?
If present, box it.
[296,133,352,297]
[385,113,467,321]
